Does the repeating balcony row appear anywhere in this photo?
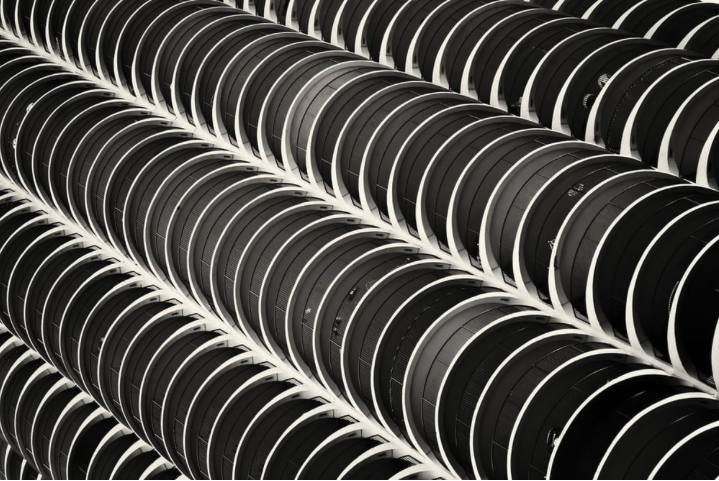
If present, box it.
[0,193,443,480]
[0,324,181,480]
[5,192,719,480]
[221,0,719,188]
[231,0,719,188]
[0,438,39,480]
[226,0,719,60]
[3,0,719,189]
[2,30,719,389]
[533,0,719,52]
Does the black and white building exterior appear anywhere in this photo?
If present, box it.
[0,0,718,479]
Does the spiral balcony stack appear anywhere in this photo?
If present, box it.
[0,0,718,479]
